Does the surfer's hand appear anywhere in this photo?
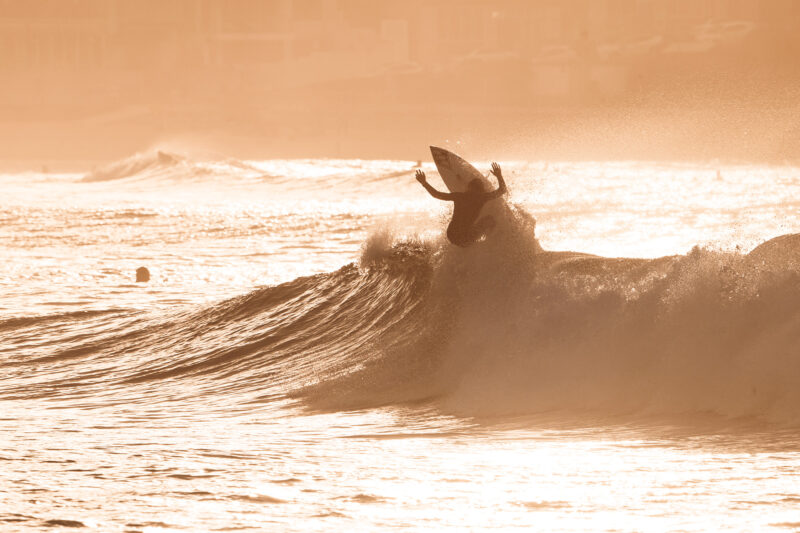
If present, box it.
[415,169,426,183]
[490,162,502,178]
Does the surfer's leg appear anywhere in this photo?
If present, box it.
[474,215,495,234]
[470,215,495,241]
[454,216,496,246]
[447,216,496,247]
[446,224,470,247]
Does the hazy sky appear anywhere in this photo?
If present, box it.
[1,0,799,163]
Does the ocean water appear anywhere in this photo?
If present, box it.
[2,151,800,532]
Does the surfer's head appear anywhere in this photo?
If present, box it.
[467,178,486,193]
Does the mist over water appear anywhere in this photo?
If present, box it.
[2,152,800,531]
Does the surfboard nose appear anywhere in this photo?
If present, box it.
[430,146,448,166]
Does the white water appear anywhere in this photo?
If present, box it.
[2,152,800,531]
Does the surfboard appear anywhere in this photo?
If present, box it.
[429,146,493,193]
[429,146,507,240]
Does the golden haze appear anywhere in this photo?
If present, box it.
[1,0,799,165]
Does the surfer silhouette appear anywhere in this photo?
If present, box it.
[416,162,507,247]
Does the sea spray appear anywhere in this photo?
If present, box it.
[303,214,800,423]
[436,238,800,422]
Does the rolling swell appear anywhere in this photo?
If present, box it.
[79,150,420,186]
[82,150,186,182]
[3,202,800,423]
[0,241,435,405]
[298,220,800,424]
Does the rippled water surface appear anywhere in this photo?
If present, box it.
[2,152,800,531]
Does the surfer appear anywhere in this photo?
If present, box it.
[415,162,507,247]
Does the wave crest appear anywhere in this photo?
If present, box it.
[82,150,186,182]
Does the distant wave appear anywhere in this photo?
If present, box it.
[81,151,419,185]
[82,150,186,182]
[2,204,799,424]
[80,150,283,184]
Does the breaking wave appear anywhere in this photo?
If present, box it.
[82,150,187,182]
[2,205,799,424]
[81,150,420,185]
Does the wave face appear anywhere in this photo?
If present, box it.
[4,198,800,424]
[303,220,800,424]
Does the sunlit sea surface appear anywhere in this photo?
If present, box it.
[2,152,800,532]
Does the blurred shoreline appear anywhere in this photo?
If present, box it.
[3,1,799,170]
[3,97,799,172]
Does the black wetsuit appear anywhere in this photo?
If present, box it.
[446,192,497,246]
[420,179,507,247]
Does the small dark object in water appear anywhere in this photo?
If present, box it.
[136,267,150,282]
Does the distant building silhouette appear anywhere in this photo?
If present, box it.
[2,0,797,107]
[1,0,799,161]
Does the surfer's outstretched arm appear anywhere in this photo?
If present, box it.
[416,170,454,201]
[486,162,508,199]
